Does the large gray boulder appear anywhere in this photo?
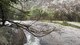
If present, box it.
[39,24,80,45]
[0,26,27,45]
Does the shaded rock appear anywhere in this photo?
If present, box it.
[0,26,27,45]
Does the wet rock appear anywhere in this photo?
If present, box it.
[0,26,27,45]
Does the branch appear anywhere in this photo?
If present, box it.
[10,5,27,13]
[7,20,55,37]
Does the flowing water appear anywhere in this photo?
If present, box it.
[24,30,40,45]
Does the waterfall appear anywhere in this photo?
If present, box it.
[23,30,40,45]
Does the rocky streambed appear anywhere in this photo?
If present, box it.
[0,21,80,45]
[23,21,80,45]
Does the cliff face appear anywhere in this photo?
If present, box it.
[0,26,27,45]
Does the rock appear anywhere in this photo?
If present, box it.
[0,26,27,45]
[6,21,80,45]
[40,25,80,45]
[29,22,56,37]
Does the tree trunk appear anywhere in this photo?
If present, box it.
[0,4,6,26]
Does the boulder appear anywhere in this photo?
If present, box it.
[40,25,80,45]
[0,26,27,45]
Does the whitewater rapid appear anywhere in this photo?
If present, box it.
[24,30,40,45]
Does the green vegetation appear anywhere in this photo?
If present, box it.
[9,7,80,22]
[29,8,52,20]
[53,21,80,28]
[0,0,80,22]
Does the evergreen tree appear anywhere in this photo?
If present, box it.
[0,0,18,26]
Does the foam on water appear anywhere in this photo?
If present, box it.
[23,30,40,45]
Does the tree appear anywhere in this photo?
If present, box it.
[0,0,18,26]
[0,0,29,25]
